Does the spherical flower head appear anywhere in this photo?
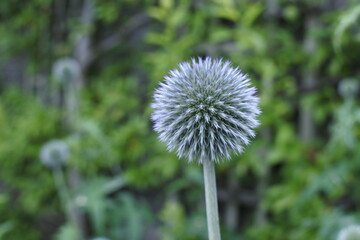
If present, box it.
[337,225,360,240]
[151,57,260,163]
[338,78,359,99]
[40,140,70,169]
[52,57,82,84]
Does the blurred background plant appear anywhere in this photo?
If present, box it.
[336,225,360,240]
[0,0,360,239]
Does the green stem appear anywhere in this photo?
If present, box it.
[53,169,82,240]
[53,168,72,222]
[203,159,221,240]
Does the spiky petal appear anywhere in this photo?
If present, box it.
[151,57,261,163]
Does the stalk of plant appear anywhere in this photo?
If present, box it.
[52,58,86,239]
[53,165,73,222]
[203,158,221,239]
[40,140,82,239]
[151,57,260,239]
[52,57,82,128]
[40,140,73,221]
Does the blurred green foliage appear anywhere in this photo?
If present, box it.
[0,0,360,239]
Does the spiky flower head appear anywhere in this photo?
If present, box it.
[52,57,82,85]
[40,140,70,169]
[338,78,359,99]
[151,57,260,163]
[337,225,360,240]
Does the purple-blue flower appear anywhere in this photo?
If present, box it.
[151,57,260,163]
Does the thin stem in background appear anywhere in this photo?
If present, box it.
[53,168,83,240]
[53,168,72,221]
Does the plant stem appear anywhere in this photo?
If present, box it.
[53,169,83,240]
[203,159,221,240]
[53,168,72,221]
